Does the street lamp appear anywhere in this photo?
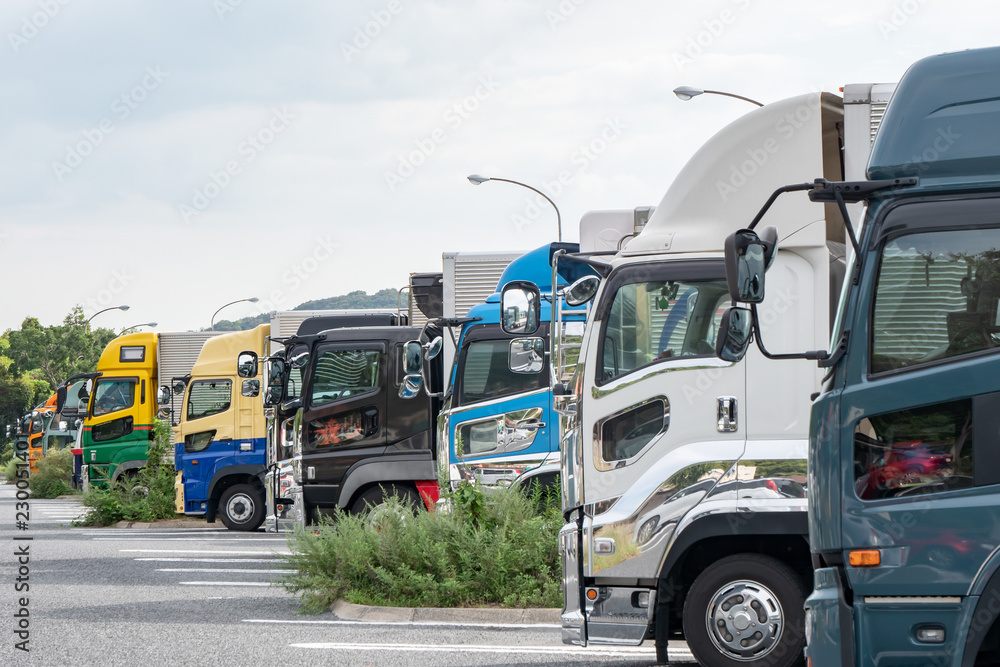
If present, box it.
[122,322,157,334]
[672,86,764,107]
[467,174,562,242]
[86,305,130,325]
[211,298,259,331]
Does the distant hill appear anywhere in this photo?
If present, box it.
[210,289,400,331]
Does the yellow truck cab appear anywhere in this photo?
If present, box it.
[171,325,267,530]
[82,332,158,488]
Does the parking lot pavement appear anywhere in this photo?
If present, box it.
[1,485,695,665]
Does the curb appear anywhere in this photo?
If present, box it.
[111,519,217,529]
[330,599,560,625]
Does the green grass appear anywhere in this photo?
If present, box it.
[282,483,562,613]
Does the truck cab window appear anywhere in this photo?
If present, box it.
[92,380,135,417]
[872,227,1000,374]
[854,399,974,500]
[458,339,546,406]
[310,349,380,406]
[600,279,729,383]
[186,380,232,421]
[285,345,307,400]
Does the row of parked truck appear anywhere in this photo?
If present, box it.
[9,46,1000,666]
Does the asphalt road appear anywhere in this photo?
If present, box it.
[0,484,695,666]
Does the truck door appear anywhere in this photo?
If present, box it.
[180,378,235,511]
[580,260,745,575]
[840,198,1000,599]
[448,325,551,485]
[301,342,387,492]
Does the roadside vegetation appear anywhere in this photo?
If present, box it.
[73,420,177,526]
[28,447,77,498]
[282,482,562,613]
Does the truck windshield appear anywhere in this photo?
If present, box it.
[871,227,1000,374]
[600,278,729,384]
[92,380,135,417]
[458,339,546,406]
[186,380,232,421]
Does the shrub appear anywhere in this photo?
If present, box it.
[2,455,19,484]
[29,447,77,498]
[282,482,563,613]
[73,420,178,526]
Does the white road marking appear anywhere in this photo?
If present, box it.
[245,618,560,630]
[158,568,294,574]
[287,642,685,659]
[136,558,284,563]
[120,549,290,555]
[179,581,276,587]
[96,537,287,542]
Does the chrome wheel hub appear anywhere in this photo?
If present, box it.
[227,493,253,522]
[705,579,783,661]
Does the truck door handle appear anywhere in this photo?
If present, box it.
[363,407,379,436]
[717,397,738,432]
[513,420,545,431]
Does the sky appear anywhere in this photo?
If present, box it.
[1,0,998,333]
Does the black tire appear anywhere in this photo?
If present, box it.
[350,484,421,517]
[218,484,264,531]
[683,554,806,667]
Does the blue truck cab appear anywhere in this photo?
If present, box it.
[718,47,1000,665]
[438,242,594,490]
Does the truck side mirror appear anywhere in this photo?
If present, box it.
[724,230,768,303]
[172,380,187,395]
[716,307,754,362]
[501,281,541,335]
[242,379,261,397]
[263,358,286,407]
[509,338,544,373]
[237,351,259,378]
[564,275,601,306]
[426,336,443,360]
[156,386,171,405]
[56,385,67,412]
[399,374,422,399]
[758,225,779,270]
[156,407,172,420]
[403,341,423,375]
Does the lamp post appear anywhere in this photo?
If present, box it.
[86,305,130,327]
[672,86,764,107]
[467,174,562,242]
[122,322,157,334]
[211,298,259,331]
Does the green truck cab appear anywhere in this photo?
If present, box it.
[718,47,1000,665]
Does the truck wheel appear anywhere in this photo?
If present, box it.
[683,554,805,667]
[350,484,421,520]
[219,484,264,531]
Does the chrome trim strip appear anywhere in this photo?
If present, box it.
[443,387,551,415]
[591,356,733,400]
[864,596,962,605]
